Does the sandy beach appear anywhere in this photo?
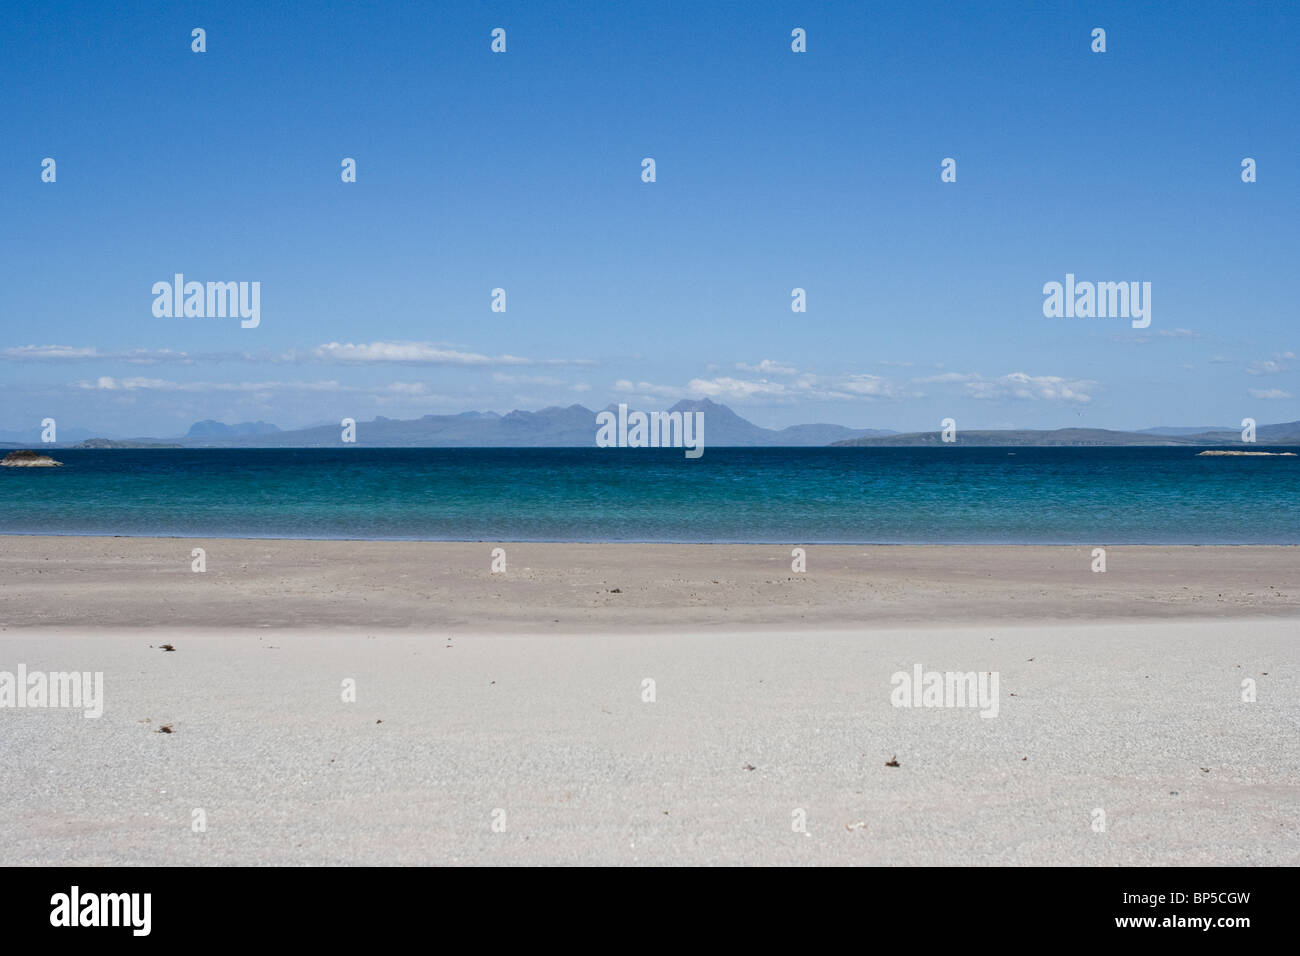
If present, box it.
[1,536,1297,865]
[2,536,1298,631]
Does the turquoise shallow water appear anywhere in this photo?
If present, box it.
[0,446,1296,543]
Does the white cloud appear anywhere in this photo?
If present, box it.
[1248,388,1293,400]
[613,379,688,399]
[910,371,1097,403]
[1,345,209,364]
[911,372,978,384]
[85,376,174,390]
[841,374,905,398]
[615,371,912,403]
[74,377,433,396]
[4,341,594,368]
[963,372,1097,404]
[492,373,569,387]
[685,377,799,400]
[615,377,798,402]
[306,342,512,366]
[1240,350,1296,376]
[735,359,798,375]
[304,341,593,367]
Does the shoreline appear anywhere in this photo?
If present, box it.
[3,531,1300,546]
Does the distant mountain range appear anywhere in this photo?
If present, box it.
[171,399,896,448]
[2,399,1297,448]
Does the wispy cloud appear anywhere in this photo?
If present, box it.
[1247,388,1293,400]
[73,377,434,396]
[614,372,913,403]
[687,377,807,401]
[612,379,688,400]
[303,342,512,366]
[908,371,1097,403]
[735,359,798,375]
[840,374,906,398]
[911,372,978,384]
[0,345,237,364]
[1247,351,1295,375]
[963,372,1097,403]
[491,372,575,387]
[5,341,594,368]
[299,341,595,367]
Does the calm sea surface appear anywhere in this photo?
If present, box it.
[1,447,1296,544]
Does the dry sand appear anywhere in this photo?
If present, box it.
[0,537,1296,865]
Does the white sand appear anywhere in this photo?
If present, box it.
[1,621,1296,866]
[1,537,1295,864]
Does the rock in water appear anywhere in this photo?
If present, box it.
[1197,450,1297,457]
[1,450,64,467]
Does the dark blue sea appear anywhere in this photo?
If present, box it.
[1,447,1297,544]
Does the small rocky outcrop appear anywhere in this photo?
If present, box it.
[1197,450,1297,457]
[1,450,63,467]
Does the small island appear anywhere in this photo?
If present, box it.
[72,439,184,449]
[1197,450,1297,456]
[1,449,64,467]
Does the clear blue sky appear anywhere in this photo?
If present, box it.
[2,0,1296,437]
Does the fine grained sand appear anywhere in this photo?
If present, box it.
[2,537,1298,630]
[0,537,1296,865]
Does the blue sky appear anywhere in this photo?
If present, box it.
[2,0,1297,437]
